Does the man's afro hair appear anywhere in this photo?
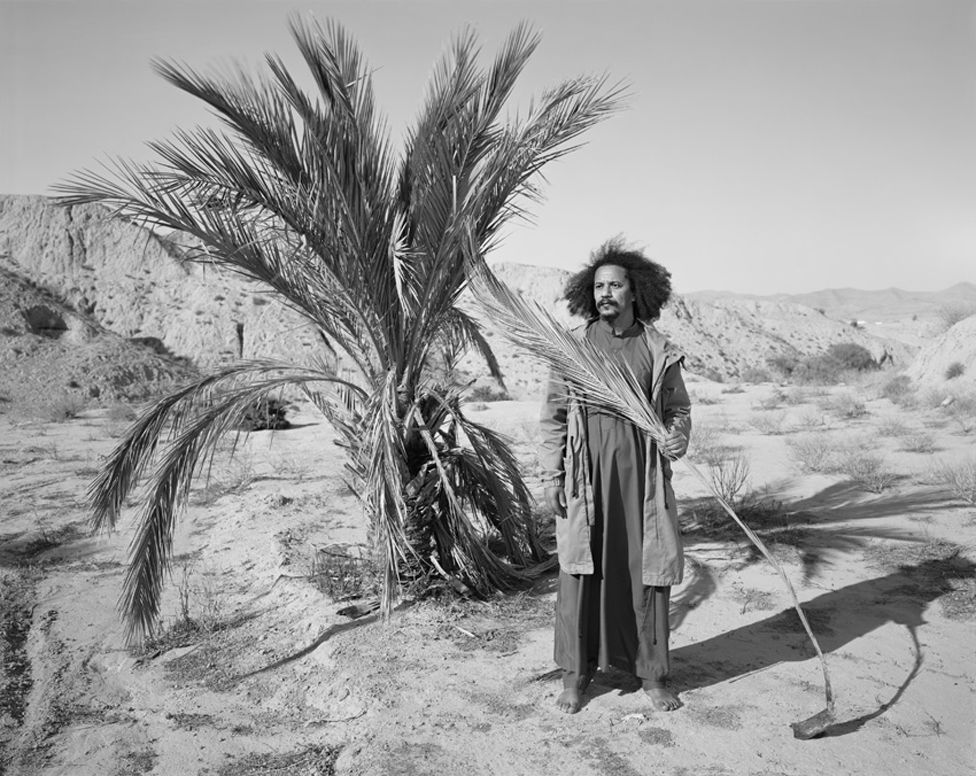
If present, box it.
[564,238,672,321]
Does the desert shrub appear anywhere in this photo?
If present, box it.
[36,393,87,422]
[792,354,845,385]
[942,393,976,433]
[707,453,750,504]
[934,457,976,504]
[720,385,745,395]
[753,389,787,411]
[880,374,915,406]
[781,387,813,406]
[795,409,826,429]
[689,389,721,405]
[468,384,511,402]
[945,362,966,380]
[749,411,787,435]
[876,416,908,436]
[740,366,772,383]
[823,392,867,419]
[900,431,936,453]
[237,397,289,431]
[767,353,800,379]
[107,402,139,423]
[787,433,838,473]
[826,342,877,372]
[842,452,897,493]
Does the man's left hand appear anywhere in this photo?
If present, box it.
[661,428,688,460]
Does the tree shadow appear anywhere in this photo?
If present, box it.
[670,554,974,734]
[679,480,955,585]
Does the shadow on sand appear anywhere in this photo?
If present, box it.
[671,554,974,736]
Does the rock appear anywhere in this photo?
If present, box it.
[906,315,976,388]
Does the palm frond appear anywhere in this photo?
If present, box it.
[111,362,364,643]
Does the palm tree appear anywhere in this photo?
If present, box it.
[55,17,624,644]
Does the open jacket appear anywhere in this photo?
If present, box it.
[538,320,692,586]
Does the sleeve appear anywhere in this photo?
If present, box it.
[538,367,568,485]
[662,359,692,458]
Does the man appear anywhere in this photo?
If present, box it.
[539,240,691,714]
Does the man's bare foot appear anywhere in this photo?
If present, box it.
[556,669,594,714]
[556,687,583,714]
[643,684,681,711]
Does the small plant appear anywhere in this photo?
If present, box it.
[795,410,826,429]
[106,402,138,423]
[843,453,897,493]
[37,393,87,422]
[749,411,787,435]
[468,384,511,402]
[740,366,772,384]
[826,392,867,419]
[720,385,745,395]
[880,374,914,406]
[876,416,908,437]
[708,453,750,504]
[787,433,837,473]
[900,432,936,453]
[943,393,976,433]
[945,362,966,380]
[930,456,976,504]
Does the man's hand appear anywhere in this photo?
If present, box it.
[545,484,567,518]
[661,427,688,460]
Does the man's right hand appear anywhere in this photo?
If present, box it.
[545,484,567,518]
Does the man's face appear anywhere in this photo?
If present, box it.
[593,264,634,322]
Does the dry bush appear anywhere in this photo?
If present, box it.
[822,392,868,419]
[707,452,751,503]
[753,390,786,411]
[876,416,908,437]
[33,393,87,422]
[106,402,139,423]
[880,374,916,407]
[942,393,976,434]
[720,385,745,395]
[739,366,772,384]
[842,452,898,493]
[900,431,936,454]
[945,362,965,380]
[787,433,840,473]
[749,411,788,435]
[795,410,826,429]
[781,387,814,406]
[930,456,976,504]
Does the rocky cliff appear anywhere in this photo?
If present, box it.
[1,195,916,403]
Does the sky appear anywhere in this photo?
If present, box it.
[2,0,974,295]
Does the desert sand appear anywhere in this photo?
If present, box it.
[2,371,974,776]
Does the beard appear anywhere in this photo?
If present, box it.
[598,301,619,320]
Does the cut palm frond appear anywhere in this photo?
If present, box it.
[463,235,836,736]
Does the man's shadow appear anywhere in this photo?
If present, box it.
[668,553,974,734]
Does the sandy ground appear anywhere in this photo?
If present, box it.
[2,377,974,776]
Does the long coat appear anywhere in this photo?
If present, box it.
[538,320,692,587]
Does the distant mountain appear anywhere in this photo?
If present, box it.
[685,283,976,324]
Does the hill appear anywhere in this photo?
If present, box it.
[2,194,918,402]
